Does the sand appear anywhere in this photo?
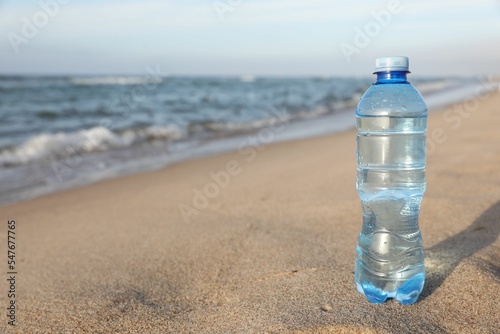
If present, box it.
[1,88,499,333]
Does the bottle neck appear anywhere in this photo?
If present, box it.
[375,71,408,84]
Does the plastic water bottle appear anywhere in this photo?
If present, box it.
[355,56,427,305]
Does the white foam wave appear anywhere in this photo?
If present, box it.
[69,76,160,86]
[121,124,184,141]
[0,125,184,166]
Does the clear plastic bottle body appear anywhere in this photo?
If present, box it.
[355,71,427,304]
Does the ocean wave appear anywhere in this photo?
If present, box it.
[69,76,161,86]
[186,105,338,134]
[188,118,283,133]
[2,110,323,166]
[0,125,184,167]
[120,124,185,141]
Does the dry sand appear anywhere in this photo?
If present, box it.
[1,89,500,333]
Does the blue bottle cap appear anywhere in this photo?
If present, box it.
[375,56,409,73]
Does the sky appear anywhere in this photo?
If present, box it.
[0,0,499,76]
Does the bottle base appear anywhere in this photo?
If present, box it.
[356,273,425,305]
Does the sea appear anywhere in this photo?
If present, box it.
[0,74,492,205]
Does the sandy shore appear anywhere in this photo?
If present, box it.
[1,88,500,333]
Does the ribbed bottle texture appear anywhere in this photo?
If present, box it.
[355,57,427,305]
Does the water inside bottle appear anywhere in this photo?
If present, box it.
[355,115,426,304]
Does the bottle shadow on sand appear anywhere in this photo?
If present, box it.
[420,200,500,301]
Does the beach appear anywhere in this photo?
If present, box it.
[1,89,499,333]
